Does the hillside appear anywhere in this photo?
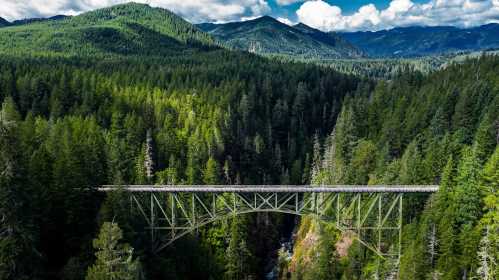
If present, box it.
[287,55,499,279]
[197,16,363,59]
[0,17,9,27]
[0,3,214,56]
[341,24,499,57]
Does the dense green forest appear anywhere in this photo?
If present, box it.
[283,56,499,280]
[0,48,361,279]
[0,3,498,280]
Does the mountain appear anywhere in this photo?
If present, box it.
[341,24,499,57]
[0,3,214,56]
[0,17,10,27]
[197,16,363,59]
[10,15,71,26]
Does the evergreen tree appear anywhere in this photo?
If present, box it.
[478,147,499,279]
[476,226,496,280]
[0,97,39,279]
[225,216,253,280]
[203,157,219,185]
[86,222,142,280]
[312,225,339,280]
[454,147,483,226]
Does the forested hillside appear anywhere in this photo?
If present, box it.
[197,17,363,60]
[341,24,499,58]
[0,17,9,27]
[283,55,498,280]
[0,3,213,56]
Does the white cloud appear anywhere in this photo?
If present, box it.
[296,0,499,31]
[275,0,302,5]
[0,0,271,23]
[2,0,498,30]
[295,0,344,30]
[277,16,294,25]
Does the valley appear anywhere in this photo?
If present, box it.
[0,3,497,280]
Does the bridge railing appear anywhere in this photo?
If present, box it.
[98,185,439,193]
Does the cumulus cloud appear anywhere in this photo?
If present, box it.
[296,0,499,31]
[275,0,302,5]
[0,0,271,23]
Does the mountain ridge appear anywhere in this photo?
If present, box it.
[3,5,498,59]
[197,16,364,59]
[340,23,499,57]
[0,17,10,27]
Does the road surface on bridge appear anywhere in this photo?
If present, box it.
[98,185,439,193]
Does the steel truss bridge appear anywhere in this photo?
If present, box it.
[98,185,438,257]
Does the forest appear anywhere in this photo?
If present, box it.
[0,50,361,278]
[0,3,498,280]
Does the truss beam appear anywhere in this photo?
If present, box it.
[98,185,438,258]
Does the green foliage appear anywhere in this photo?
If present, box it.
[203,157,220,185]
[86,222,142,280]
[290,55,498,279]
[225,216,254,280]
[0,97,40,279]
[477,147,499,279]
[0,29,359,276]
[1,4,497,278]
[0,3,214,57]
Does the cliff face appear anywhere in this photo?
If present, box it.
[280,216,345,280]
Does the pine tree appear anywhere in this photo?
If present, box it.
[473,111,497,163]
[86,222,142,280]
[225,216,253,280]
[0,97,38,279]
[134,148,147,184]
[349,139,376,184]
[313,226,338,280]
[479,147,499,278]
[144,129,154,181]
[428,223,438,268]
[311,133,322,185]
[454,147,483,226]
[334,104,357,163]
[476,226,496,280]
[203,157,219,185]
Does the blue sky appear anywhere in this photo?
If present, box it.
[267,1,400,22]
[1,0,499,31]
[270,0,394,14]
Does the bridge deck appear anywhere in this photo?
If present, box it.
[99,185,439,193]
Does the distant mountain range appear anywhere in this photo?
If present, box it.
[197,16,364,59]
[0,15,70,27]
[200,17,499,58]
[340,24,499,57]
[1,5,498,59]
